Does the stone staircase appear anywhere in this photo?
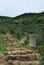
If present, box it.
[0,36,40,65]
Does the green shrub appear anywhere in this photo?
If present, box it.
[0,38,6,52]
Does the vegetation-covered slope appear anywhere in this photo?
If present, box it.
[0,12,44,44]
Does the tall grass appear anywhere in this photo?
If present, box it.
[0,37,6,52]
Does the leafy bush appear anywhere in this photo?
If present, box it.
[35,43,44,65]
[38,56,44,65]
[0,38,6,52]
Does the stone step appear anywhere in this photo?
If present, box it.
[5,43,18,46]
[4,51,40,60]
[7,54,39,58]
[6,46,24,49]
[12,61,40,65]
[4,40,13,43]
[1,36,40,63]
[0,61,7,65]
[7,47,29,51]
[5,43,22,46]
[7,54,39,61]
[7,50,33,53]
[3,50,33,55]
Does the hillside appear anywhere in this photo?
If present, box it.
[0,12,44,65]
[0,12,44,46]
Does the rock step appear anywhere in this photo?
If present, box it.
[7,48,28,51]
[3,51,40,60]
[7,54,39,58]
[5,44,23,47]
[6,55,39,61]
[0,61,7,65]
[8,50,33,53]
[2,40,14,43]
[0,60,40,65]
[4,51,40,61]
[6,46,24,49]
[5,43,19,46]
[3,50,33,55]
[8,60,40,65]
[7,47,30,51]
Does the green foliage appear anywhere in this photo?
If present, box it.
[35,43,44,65]
[0,38,6,52]
[5,56,9,62]
[38,43,44,55]
[0,12,44,65]
[18,62,20,65]
[24,34,29,45]
[25,45,33,50]
[5,56,13,62]
[0,34,5,36]
[38,55,44,65]
[0,12,44,44]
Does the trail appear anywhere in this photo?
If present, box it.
[0,36,40,65]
